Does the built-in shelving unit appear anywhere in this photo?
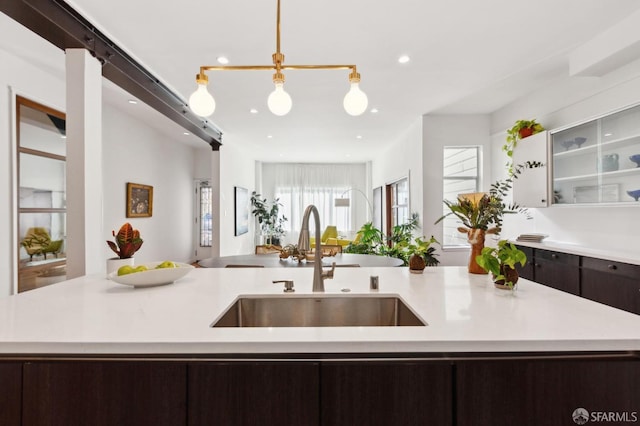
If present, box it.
[551,103,640,205]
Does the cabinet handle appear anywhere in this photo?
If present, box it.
[551,254,558,259]
[607,264,617,270]
[535,263,541,268]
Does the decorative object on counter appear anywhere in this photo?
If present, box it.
[574,137,587,148]
[516,234,548,243]
[106,222,143,277]
[126,182,153,218]
[627,189,640,201]
[404,236,440,274]
[475,240,527,290]
[629,154,640,168]
[107,222,143,259]
[597,153,619,172]
[436,161,541,274]
[250,191,288,245]
[504,119,545,174]
[108,261,194,288]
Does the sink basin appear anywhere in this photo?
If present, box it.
[211,295,426,327]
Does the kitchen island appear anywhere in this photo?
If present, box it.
[1,266,639,425]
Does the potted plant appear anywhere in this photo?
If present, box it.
[404,236,440,273]
[435,162,541,274]
[250,191,288,245]
[504,119,544,173]
[106,222,143,275]
[475,240,527,289]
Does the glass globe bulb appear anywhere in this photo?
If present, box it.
[343,82,368,116]
[189,83,216,117]
[267,82,292,116]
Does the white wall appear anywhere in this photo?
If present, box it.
[102,105,198,265]
[218,140,257,256]
[421,114,492,266]
[0,45,66,296]
[372,117,424,234]
[491,59,640,256]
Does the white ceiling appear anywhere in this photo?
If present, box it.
[5,0,640,161]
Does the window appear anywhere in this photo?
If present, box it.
[442,147,480,247]
[199,182,212,247]
[17,96,67,292]
[386,177,409,235]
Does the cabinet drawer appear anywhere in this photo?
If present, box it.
[536,249,579,265]
[581,257,640,279]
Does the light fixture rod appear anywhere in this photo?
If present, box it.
[276,0,281,54]
[198,65,358,72]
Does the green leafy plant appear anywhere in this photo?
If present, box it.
[107,222,143,259]
[404,236,440,268]
[504,119,545,174]
[345,213,440,266]
[250,191,288,244]
[475,240,527,287]
[435,161,543,234]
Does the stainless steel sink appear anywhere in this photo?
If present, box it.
[211,295,426,327]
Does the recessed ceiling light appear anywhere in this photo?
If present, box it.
[604,133,613,137]
[183,132,190,136]
[61,135,67,139]
[250,108,258,114]
[356,135,363,139]
[217,56,229,64]
[128,99,138,104]
[370,108,379,113]
[398,55,410,64]
[267,135,273,139]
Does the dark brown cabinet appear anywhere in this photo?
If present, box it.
[22,361,187,426]
[515,245,534,281]
[456,356,640,426]
[534,249,580,295]
[188,362,319,426]
[0,363,22,426]
[320,361,452,426]
[581,257,640,315]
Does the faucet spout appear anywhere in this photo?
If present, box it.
[298,204,334,292]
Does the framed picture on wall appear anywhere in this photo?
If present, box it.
[234,186,249,236]
[126,182,153,218]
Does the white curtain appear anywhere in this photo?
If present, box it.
[261,163,368,245]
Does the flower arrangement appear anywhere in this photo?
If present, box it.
[107,222,143,259]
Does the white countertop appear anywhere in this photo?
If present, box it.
[511,239,640,265]
[1,266,639,355]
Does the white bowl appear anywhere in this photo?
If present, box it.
[108,262,194,287]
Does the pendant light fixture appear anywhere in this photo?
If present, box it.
[188,0,368,117]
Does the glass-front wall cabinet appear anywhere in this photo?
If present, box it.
[551,104,640,205]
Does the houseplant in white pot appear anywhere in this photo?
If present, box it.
[106,222,143,276]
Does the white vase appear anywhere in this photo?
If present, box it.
[106,257,134,279]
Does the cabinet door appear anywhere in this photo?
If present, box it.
[514,245,534,281]
[320,361,452,426]
[188,362,319,426]
[456,357,640,426]
[23,361,187,426]
[534,250,580,295]
[581,257,640,314]
[512,131,549,207]
[0,363,21,426]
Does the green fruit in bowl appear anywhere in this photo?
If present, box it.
[117,265,135,276]
[134,265,148,273]
[156,260,176,269]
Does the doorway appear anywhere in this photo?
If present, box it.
[16,96,67,292]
